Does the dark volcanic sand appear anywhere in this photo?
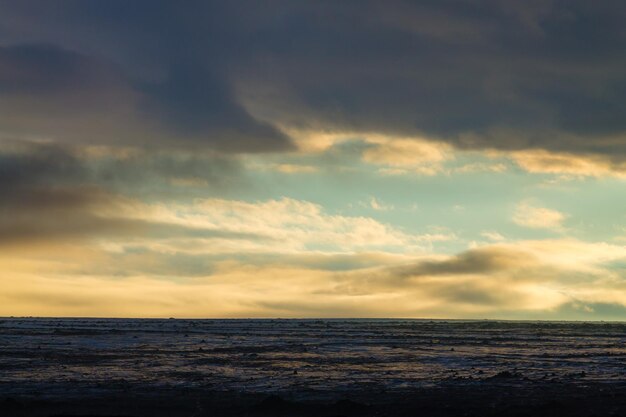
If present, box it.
[2,318,626,416]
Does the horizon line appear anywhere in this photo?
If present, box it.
[2,316,625,323]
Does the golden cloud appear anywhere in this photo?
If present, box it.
[2,238,626,318]
[511,149,626,178]
[512,202,567,231]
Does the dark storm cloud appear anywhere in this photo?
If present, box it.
[0,0,625,156]
[0,140,84,188]
[0,141,256,245]
[0,2,292,152]
[0,139,243,195]
[0,44,147,146]
[0,182,265,245]
[234,0,626,158]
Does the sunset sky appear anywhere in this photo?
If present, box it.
[1,1,626,319]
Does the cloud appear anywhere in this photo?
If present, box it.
[0,138,454,254]
[513,202,568,230]
[453,162,507,174]
[233,1,626,163]
[0,183,266,247]
[0,139,243,196]
[361,137,451,167]
[1,2,626,319]
[274,130,452,175]
[249,162,319,174]
[394,246,537,278]
[3,238,625,318]
[0,44,153,146]
[510,149,626,177]
[0,1,625,164]
[481,231,506,242]
[113,197,447,255]
[0,40,291,152]
[365,197,394,211]
[0,140,254,246]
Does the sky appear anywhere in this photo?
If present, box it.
[1,0,626,319]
